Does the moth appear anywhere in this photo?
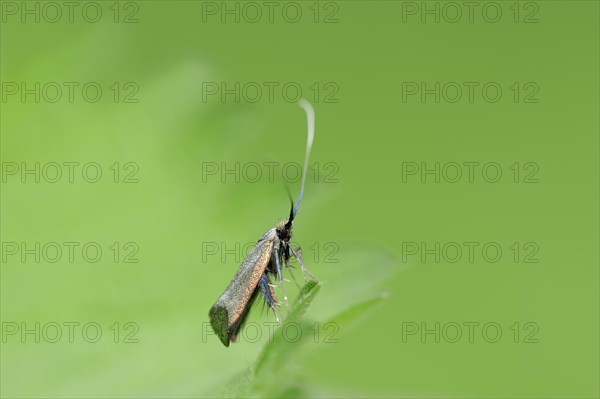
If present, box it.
[209,99,317,347]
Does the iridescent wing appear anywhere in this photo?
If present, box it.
[209,228,277,346]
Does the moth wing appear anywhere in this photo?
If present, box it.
[209,228,277,346]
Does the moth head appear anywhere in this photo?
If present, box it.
[276,201,294,242]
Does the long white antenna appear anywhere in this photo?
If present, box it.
[293,99,315,217]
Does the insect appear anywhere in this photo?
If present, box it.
[209,99,317,347]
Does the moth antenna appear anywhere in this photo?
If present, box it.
[284,184,294,229]
[293,98,315,219]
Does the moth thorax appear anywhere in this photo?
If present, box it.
[276,220,292,242]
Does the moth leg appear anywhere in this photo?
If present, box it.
[284,245,301,289]
[272,248,288,308]
[285,256,301,289]
[258,273,280,323]
[291,246,317,282]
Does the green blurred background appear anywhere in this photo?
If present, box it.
[1,1,598,397]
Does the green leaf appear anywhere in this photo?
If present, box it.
[252,280,321,377]
[206,246,403,398]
